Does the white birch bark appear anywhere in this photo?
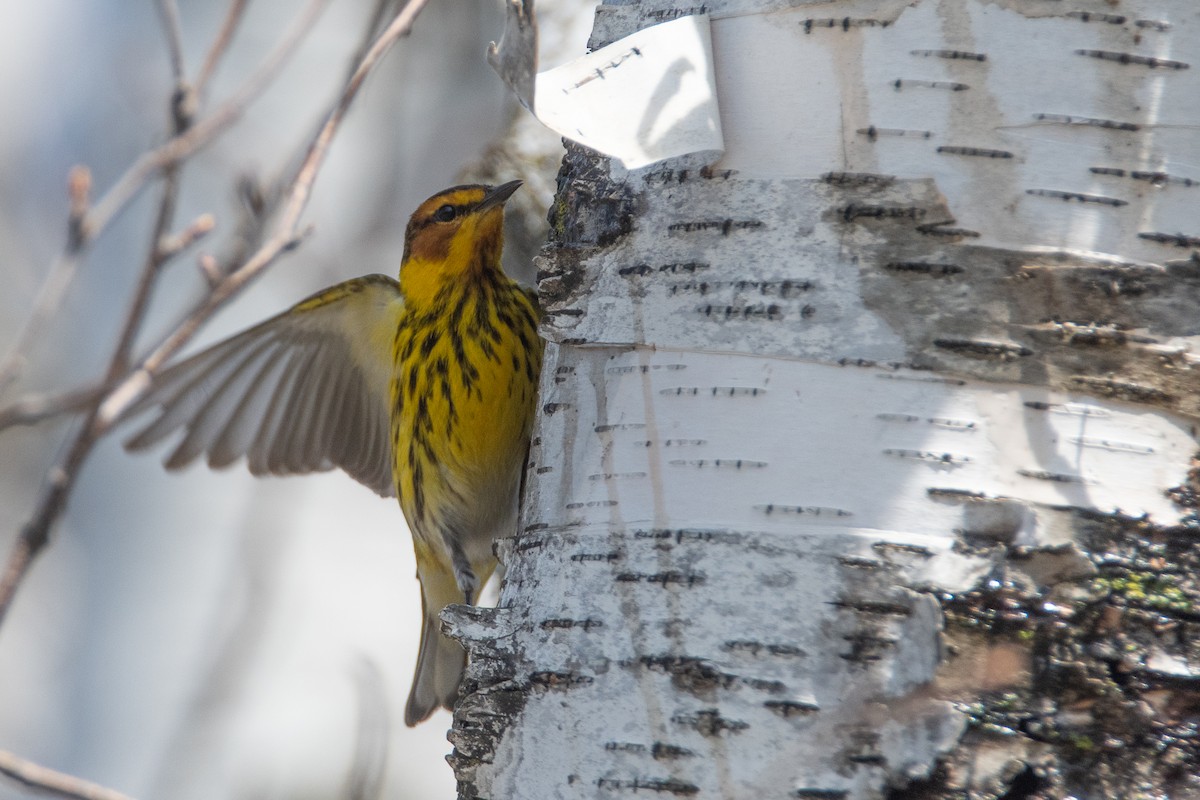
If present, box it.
[448,1,1200,797]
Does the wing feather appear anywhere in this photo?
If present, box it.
[247,346,306,476]
[313,340,348,464]
[208,339,292,469]
[340,367,390,490]
[125,340,252,449]
[164,336,279,470]
[267,342,324,474]
[280,340,334,471]
[126,275,403,497]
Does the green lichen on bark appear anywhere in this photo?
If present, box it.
[895,508,1200,799]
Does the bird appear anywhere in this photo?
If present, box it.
[125,180,543,726]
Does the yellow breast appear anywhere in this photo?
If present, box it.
[391,279,542,547]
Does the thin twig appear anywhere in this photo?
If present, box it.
[277,0,431,237]
[156,0,188,86]
[111,181,178,375]
[195,0,250,98]
[0,198,209,433]
[158,213,216,261]
[347,0,399,80]
[111,0,194,378]
[88,0,330,241]
[219,0,400,276]
[0,750,136,800]
[157,0,197,130]
[0,385,106,430]
[0,0,330,398]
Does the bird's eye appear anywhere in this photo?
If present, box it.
[433,204,457,223]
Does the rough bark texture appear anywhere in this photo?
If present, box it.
[446,1,1200,798]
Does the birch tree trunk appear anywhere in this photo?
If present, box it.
[448,1,1200,798]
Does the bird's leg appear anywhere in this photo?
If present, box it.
[443,532,478,605]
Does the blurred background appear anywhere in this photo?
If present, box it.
[0,1,588,797]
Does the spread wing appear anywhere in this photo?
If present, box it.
[125,275,403,497]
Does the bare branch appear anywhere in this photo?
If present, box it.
[195,0,249,98]
[278,0,432,234]
[0,0,330,397]
[0,411,91,628]
[156,0,188,86]
[109,172,184,378]
[0,385,105,430]
[197,252,224,286]
[158,213,216,261]
[215,0,402,275]
[0,750,136,800]
[347,0,400,79]
[88,0,330,240]
[157,0,197,131]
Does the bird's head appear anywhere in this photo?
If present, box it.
[400,180,522,305]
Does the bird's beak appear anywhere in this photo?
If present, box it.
[476,180,523,213]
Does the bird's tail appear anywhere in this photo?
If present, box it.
[404,598,467,727]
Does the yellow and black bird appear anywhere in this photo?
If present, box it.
[126,181,543,726]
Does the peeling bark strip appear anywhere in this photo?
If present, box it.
[450,0,1200,798]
